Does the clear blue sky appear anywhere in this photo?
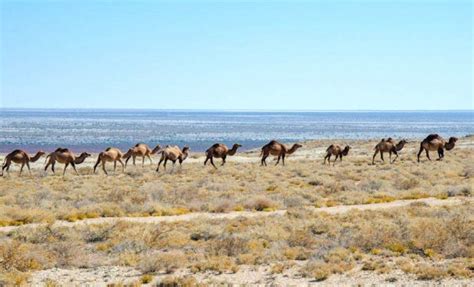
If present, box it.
[1,0,472,110]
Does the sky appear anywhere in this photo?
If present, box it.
[0,0,472,110]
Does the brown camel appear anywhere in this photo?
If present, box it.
[324,144,351,166]
[260,140,303,166]
[417,134,458,162]
[44,148,91,175]
[204,143,242,168]
[1,150,45,176]
[94,147,125,175]
[156,145,190,172]
[124,143,161,167]
[372,138,408,164]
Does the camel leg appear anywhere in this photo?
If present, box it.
[70,162,78,175]
[163,158,168,171]
[51,162,56,174]
[391,150,398,164]
[93,157,101,173]
[1,160,10,176]
[204,156,209,166]
[133,155,136,166]
[19,162,25,176]
[261,152,269,166]
[26,161,31,175]
[118,159,125,172]
[102,161,108,175]
[275,155,281,166]
[156,158,164,172]
[125,157,130,168]
[63,163,69,176]
[333,155,338,166]
[425,150,431,161]
[147,155,153,165]
[282,154,286,166]
[380,152,384,162]
[221,155,226,166]
[372,150,379,164]
[142,156,145,167]
[389,151,392,163]
[324,154,330,165]
[210,157,217,169]
[417,146,424,163]
[437,148,444,160]
[113,161,117,172]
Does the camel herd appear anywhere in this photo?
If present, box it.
[0,134,459,176]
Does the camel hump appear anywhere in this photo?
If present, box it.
[105,147,113,151]
[425,134,440,142]
[326,144,334,152]
[210,143,221,149]
[55,148,69,152]
[387,137,394,142]
[11,149,23,154]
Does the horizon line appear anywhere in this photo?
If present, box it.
[1,107,473,113]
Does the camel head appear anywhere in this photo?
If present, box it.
[151,145,162,154]
[445,137,458,151]
[36,151,46,156]
[232,143,243,149]
[79,152,91,158]
[228,143,242,155]
[181,146,190,160]
[123,149,133,160]
[342,145,351,156]
[448,137,458,144]
[289,143,303,152]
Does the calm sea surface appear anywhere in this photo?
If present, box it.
[1,109,472,153]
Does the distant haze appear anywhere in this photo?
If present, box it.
[1,1,472,110]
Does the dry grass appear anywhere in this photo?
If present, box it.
[0,138,472,226]
[1,203,472,284]
[0,138,472,284]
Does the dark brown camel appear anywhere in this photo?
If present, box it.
[260,140,302,166]
[372,138,408,164]
[204,143,242,168]
[324,144,351,166]
[417,134,458,162]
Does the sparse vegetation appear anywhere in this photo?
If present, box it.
[0,138,472,285]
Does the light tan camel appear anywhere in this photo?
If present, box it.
[44,148,91,175]
[1,150,45,176]
[372,138,408,164]
[260,140,302,166]
[324,144,351,166]
[417,134,458,162]
[204,143,242,168]
[93,147,125,175]
[123,143,161,167]
[156,145,190,172]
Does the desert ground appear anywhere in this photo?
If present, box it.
[0,137,473,286]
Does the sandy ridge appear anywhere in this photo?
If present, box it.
[1,197,470,233]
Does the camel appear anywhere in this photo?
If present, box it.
[123,143,161,167]
[324,144,351,166]
[44,148,91,175]
[93,147,125,175]
[372,138,408,164]
[1,150,45,176]
[156,145,190,172]
[260,140,303,166]
[417,134,458,162]
[204,143,242,168]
